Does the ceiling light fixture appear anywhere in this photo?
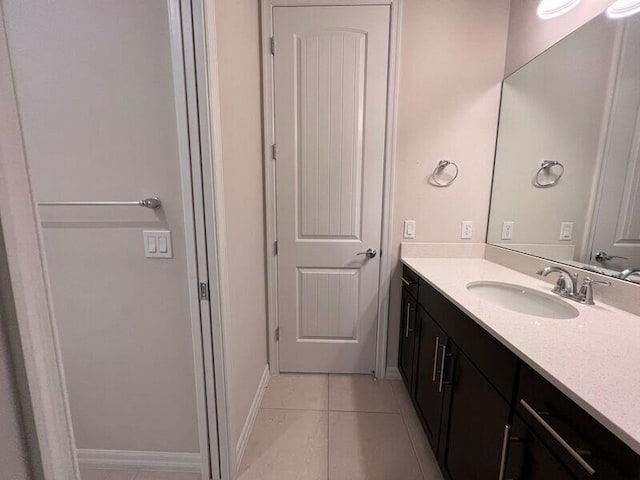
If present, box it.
[607,0,640,18]
[537,0,582,19]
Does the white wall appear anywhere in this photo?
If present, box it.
[3,0,199,453]
[488,15,616,258]
[505,0,611,75]
[211,0,269,456]
[387,0,510,367]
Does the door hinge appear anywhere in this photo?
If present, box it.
[272,144,277,160]
[270,36,275,55]
[275,327,279,341]
[199,282,209,300]
[273,240,279,255]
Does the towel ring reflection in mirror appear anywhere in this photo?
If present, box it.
[534,160,564,188]
[430,160,459,187]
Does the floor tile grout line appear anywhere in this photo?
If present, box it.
[260,407,329,412]
[392,384,429,480]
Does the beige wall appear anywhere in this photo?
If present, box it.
[388,0,510,367]
[213,0,269,455]
[3,0,199,452]
[505,0,611,75]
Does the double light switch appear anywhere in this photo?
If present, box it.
[144,230,172,258]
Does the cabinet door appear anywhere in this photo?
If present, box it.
[414,306,447,454]
[398,288,417,392]
[440,348,511,480]
[504,413,576,480]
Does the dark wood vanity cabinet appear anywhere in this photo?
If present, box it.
[513,364,640,480]
[413,306,448,454]
[439,347,512,480]
[398,265,640,480]
[504,413,577,479]
[399,288,417,392]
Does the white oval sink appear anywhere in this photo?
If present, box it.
[466,281,579,319]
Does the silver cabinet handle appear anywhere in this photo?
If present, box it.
[357,248,377,258]
[401,277,412,286]
[438,344,447,393]
[498,424,511,480]
[520,400,596,476]
[432,336,440,381]
[404,303,413,337]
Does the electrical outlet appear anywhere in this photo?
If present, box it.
[559,222,574,241]
[461,221,473,239]
[501,221,514,240]
[403,220,416,239]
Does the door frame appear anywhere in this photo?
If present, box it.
[260,0,402,377]
[170,1,232,478]
[0,1,231,479]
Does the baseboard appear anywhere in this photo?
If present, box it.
[385,366,402,380]
[76,449,201,472]
[235,364,270,471]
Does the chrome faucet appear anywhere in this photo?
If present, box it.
[619,268,640,280]
[537,266,578,297]
[537,266,611,305]
[576,277,611,305]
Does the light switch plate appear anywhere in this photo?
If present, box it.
[144,230,172,258]
[501,221,514,240]
[461,221,473,239]
[559,222,574,241]
[403,220,416,239]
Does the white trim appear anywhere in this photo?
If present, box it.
[376,0,402,380]
[198,1,235,477]
[0,7,79,479]
[235,365,270,472]
[77,450,201,473]
[260,0,402,378]
[167,2,213,478]
[385,366,402,380]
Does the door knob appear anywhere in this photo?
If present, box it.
[594,251,628,262]
[357,248,377,258]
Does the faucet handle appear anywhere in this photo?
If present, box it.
[578,277,611,305]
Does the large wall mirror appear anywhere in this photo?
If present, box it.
[488,12,640,284]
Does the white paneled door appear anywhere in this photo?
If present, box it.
[273,5,391,373]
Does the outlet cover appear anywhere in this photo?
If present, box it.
[461,221,473,239]
[501,221,514,240]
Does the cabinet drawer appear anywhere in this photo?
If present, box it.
[517,364,640,479]
[401,265,419,299]
[418,278,518,401]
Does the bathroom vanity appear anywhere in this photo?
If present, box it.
[398,258,640,480]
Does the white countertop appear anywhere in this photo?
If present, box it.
[402,256,640,455]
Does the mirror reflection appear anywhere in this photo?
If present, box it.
[488,13,640,284]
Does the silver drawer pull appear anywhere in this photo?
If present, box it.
[520,400,596,476]
[432,336,440,381]
[401,277,412,286]
[438,344,447,393]
[404,303,413,337]
[498,424,511,480]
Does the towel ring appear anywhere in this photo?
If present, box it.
[431,160,459,187]
[534,160,564,188]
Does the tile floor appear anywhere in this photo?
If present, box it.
[80,374,443,480]
[237,374,444,480]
